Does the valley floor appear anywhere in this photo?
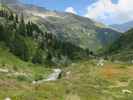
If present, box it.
[0,59,133,100]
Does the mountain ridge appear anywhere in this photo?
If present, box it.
[110,20,133,32]
[105,28,133,61]
[5,2,121,53]
[0,0,121,53]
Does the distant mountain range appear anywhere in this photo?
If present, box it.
[2,0,120,53]
[110,21,133,32]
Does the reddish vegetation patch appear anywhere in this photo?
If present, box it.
[99,64,123,79]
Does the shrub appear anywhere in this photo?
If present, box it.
[17,75,28,81]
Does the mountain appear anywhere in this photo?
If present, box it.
[0,4,92,66]
[110,21,133,32]
[0,0,19,4]
[106,28,133,61]
[0,1,133,100]
[3,0,120,53]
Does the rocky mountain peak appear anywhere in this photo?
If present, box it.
[0,0,19,4]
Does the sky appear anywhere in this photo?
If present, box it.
[20,0,133,25]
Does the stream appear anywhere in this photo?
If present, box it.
[32,68,62,84]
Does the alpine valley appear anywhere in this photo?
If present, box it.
[0,0,133,100]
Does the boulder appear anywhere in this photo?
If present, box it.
[4,97,11,100]
[122,89,132,94]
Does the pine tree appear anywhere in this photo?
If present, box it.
[26,21,33,36]
[15,14,19,23]
[8,11,14,20]
[10,34,30,61]
[19,13,27,36]
[32,49,43,64]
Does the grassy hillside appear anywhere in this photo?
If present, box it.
[0,41,52,81]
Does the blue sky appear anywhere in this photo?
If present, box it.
[21,0,97,15]
[20,0,133,25]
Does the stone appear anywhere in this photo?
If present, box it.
[32,68,62,84]
[32,81,37,84]
[0,68,9,73]
[131,60,133,64]
[97,58,105,67]
[4,97,11,100]
[122,89,132,94]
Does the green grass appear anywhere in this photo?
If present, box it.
[0,42,52,82]
[0,44,132,100]
[0,59,132,100]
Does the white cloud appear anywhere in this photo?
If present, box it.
[85,0,133,24]
[65,7,77,14]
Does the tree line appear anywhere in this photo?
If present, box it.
[0,5,93,66]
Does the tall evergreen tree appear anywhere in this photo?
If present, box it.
[19,13,27,36]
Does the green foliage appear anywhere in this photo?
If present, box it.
[34,74,44,81]
[9,35,30,61]
[0,5,93,66]
[16,75,28,82]
[18,13,27,36]
[105,28,133,61]
[32,49,46,64]
[0,6,39,62]
[40,32,91,60]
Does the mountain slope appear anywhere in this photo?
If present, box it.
[0,4,92,66]
[107,28,133,61]
[5,1,121,53]
[0,0,18,4]
[111,21,133,32]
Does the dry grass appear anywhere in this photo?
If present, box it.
[99,63,124,79]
